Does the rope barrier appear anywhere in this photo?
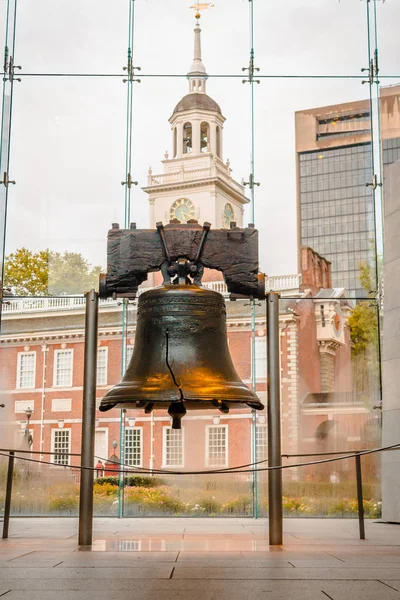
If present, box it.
[1,442,399,477]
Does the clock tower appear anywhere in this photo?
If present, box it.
[142,14,249,229]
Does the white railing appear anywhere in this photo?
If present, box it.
[2,276,302,315]
[266,274,302,292]
[2,296,119,314]
[147,166,244,195]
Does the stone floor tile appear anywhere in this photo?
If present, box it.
[320,581,400,599]
[0,566,173,579]
[381,582,400,592]
[172,566,400,580]
[0,582,328,600]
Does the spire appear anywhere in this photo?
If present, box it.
[187,16,208,93]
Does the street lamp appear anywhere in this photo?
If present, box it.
[25,407,33,448]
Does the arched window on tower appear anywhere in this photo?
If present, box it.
[183,122,192,154]
[216,126,221,158]
[200,122,210,153]
[173,127,177,158]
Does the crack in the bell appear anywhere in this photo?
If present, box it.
[165,329,185,401]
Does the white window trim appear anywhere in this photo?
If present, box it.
[53,349,73,387]
[96,347,108,386]
[126,344,134,364]
[251,423,268,462]
[205,424,228,468]
[51,427,71,465]
[14,400,35,413]
[162,426,185,468]
[250,336,267,382]
[94,427,109,465]
[124,426,143,468]
[51,398,72,412]
[16,351,36,389]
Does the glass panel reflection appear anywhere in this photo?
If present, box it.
[255,80,375,295]
[16,0,128,74]
[254,0,368,77]
[278,297,381,518]
[134,0,250,76]
[4,78,127,295]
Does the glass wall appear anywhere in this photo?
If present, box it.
[0,0,393,519]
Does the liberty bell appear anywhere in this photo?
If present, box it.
[99,256,264,429]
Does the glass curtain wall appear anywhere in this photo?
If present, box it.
[0,0,392,518]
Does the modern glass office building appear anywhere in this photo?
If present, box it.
[296,87,400,298]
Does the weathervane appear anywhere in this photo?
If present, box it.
[190,2,214,19]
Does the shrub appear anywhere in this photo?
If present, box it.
[221,494,252,515]
[190,496,221,515]
[124,486,186,514]
[94,475,164,488]
[49,494,79,514]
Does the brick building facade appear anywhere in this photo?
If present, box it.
[0,249,374,479]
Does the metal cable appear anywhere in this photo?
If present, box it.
[0,442,399,477]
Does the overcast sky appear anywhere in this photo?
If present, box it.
[3,0,400,283]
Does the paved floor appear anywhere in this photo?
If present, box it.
[0,518,400,599]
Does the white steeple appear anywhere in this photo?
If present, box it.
[143,10,249,231]
[187,20,208,94]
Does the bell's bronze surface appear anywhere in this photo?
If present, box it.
[99,284,264,428]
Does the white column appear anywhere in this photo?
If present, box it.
[209,123,217,155]
[176,122,184,157]
[192,119,201,155]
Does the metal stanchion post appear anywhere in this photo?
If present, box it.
[2,451,15,539]
[267,291,283,545]
[355,453,365,540]
[78,289,99,546]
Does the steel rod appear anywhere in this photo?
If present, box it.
[78,289,99,546]
[267,291,283,545]
[355,453,365,540]
[2,451,15,539]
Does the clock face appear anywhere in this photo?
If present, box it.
[223,203,235,228]
[170,198,195,223]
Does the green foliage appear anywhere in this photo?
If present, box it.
[191,496,221,515]
[124,486,186,515]
[347,262,379,357]
[94,475,165,488]
[221,494,252,515]
[283,481,380,500]
[48,494,79,514]
[4,247,102,295]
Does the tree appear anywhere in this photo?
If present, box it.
[3,247,102,295]
[347,261,380,409]
[347,262,379,357]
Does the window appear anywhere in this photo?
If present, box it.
[256,424,268,461]
[126,344,134,365]
[216,125,221,157]
[17,352,36,388]
[183,122,192,154]
[206,425,228,467]
[51,398,72,412]
[96,347,108,385]
[200,121,209,153]
[52,429,71,465]
[173,127,177,157]
[15,400,34,413]
[163,427,184,467]
[124,428,142,467]
[255,337,267,380]
[54,350,73,387]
